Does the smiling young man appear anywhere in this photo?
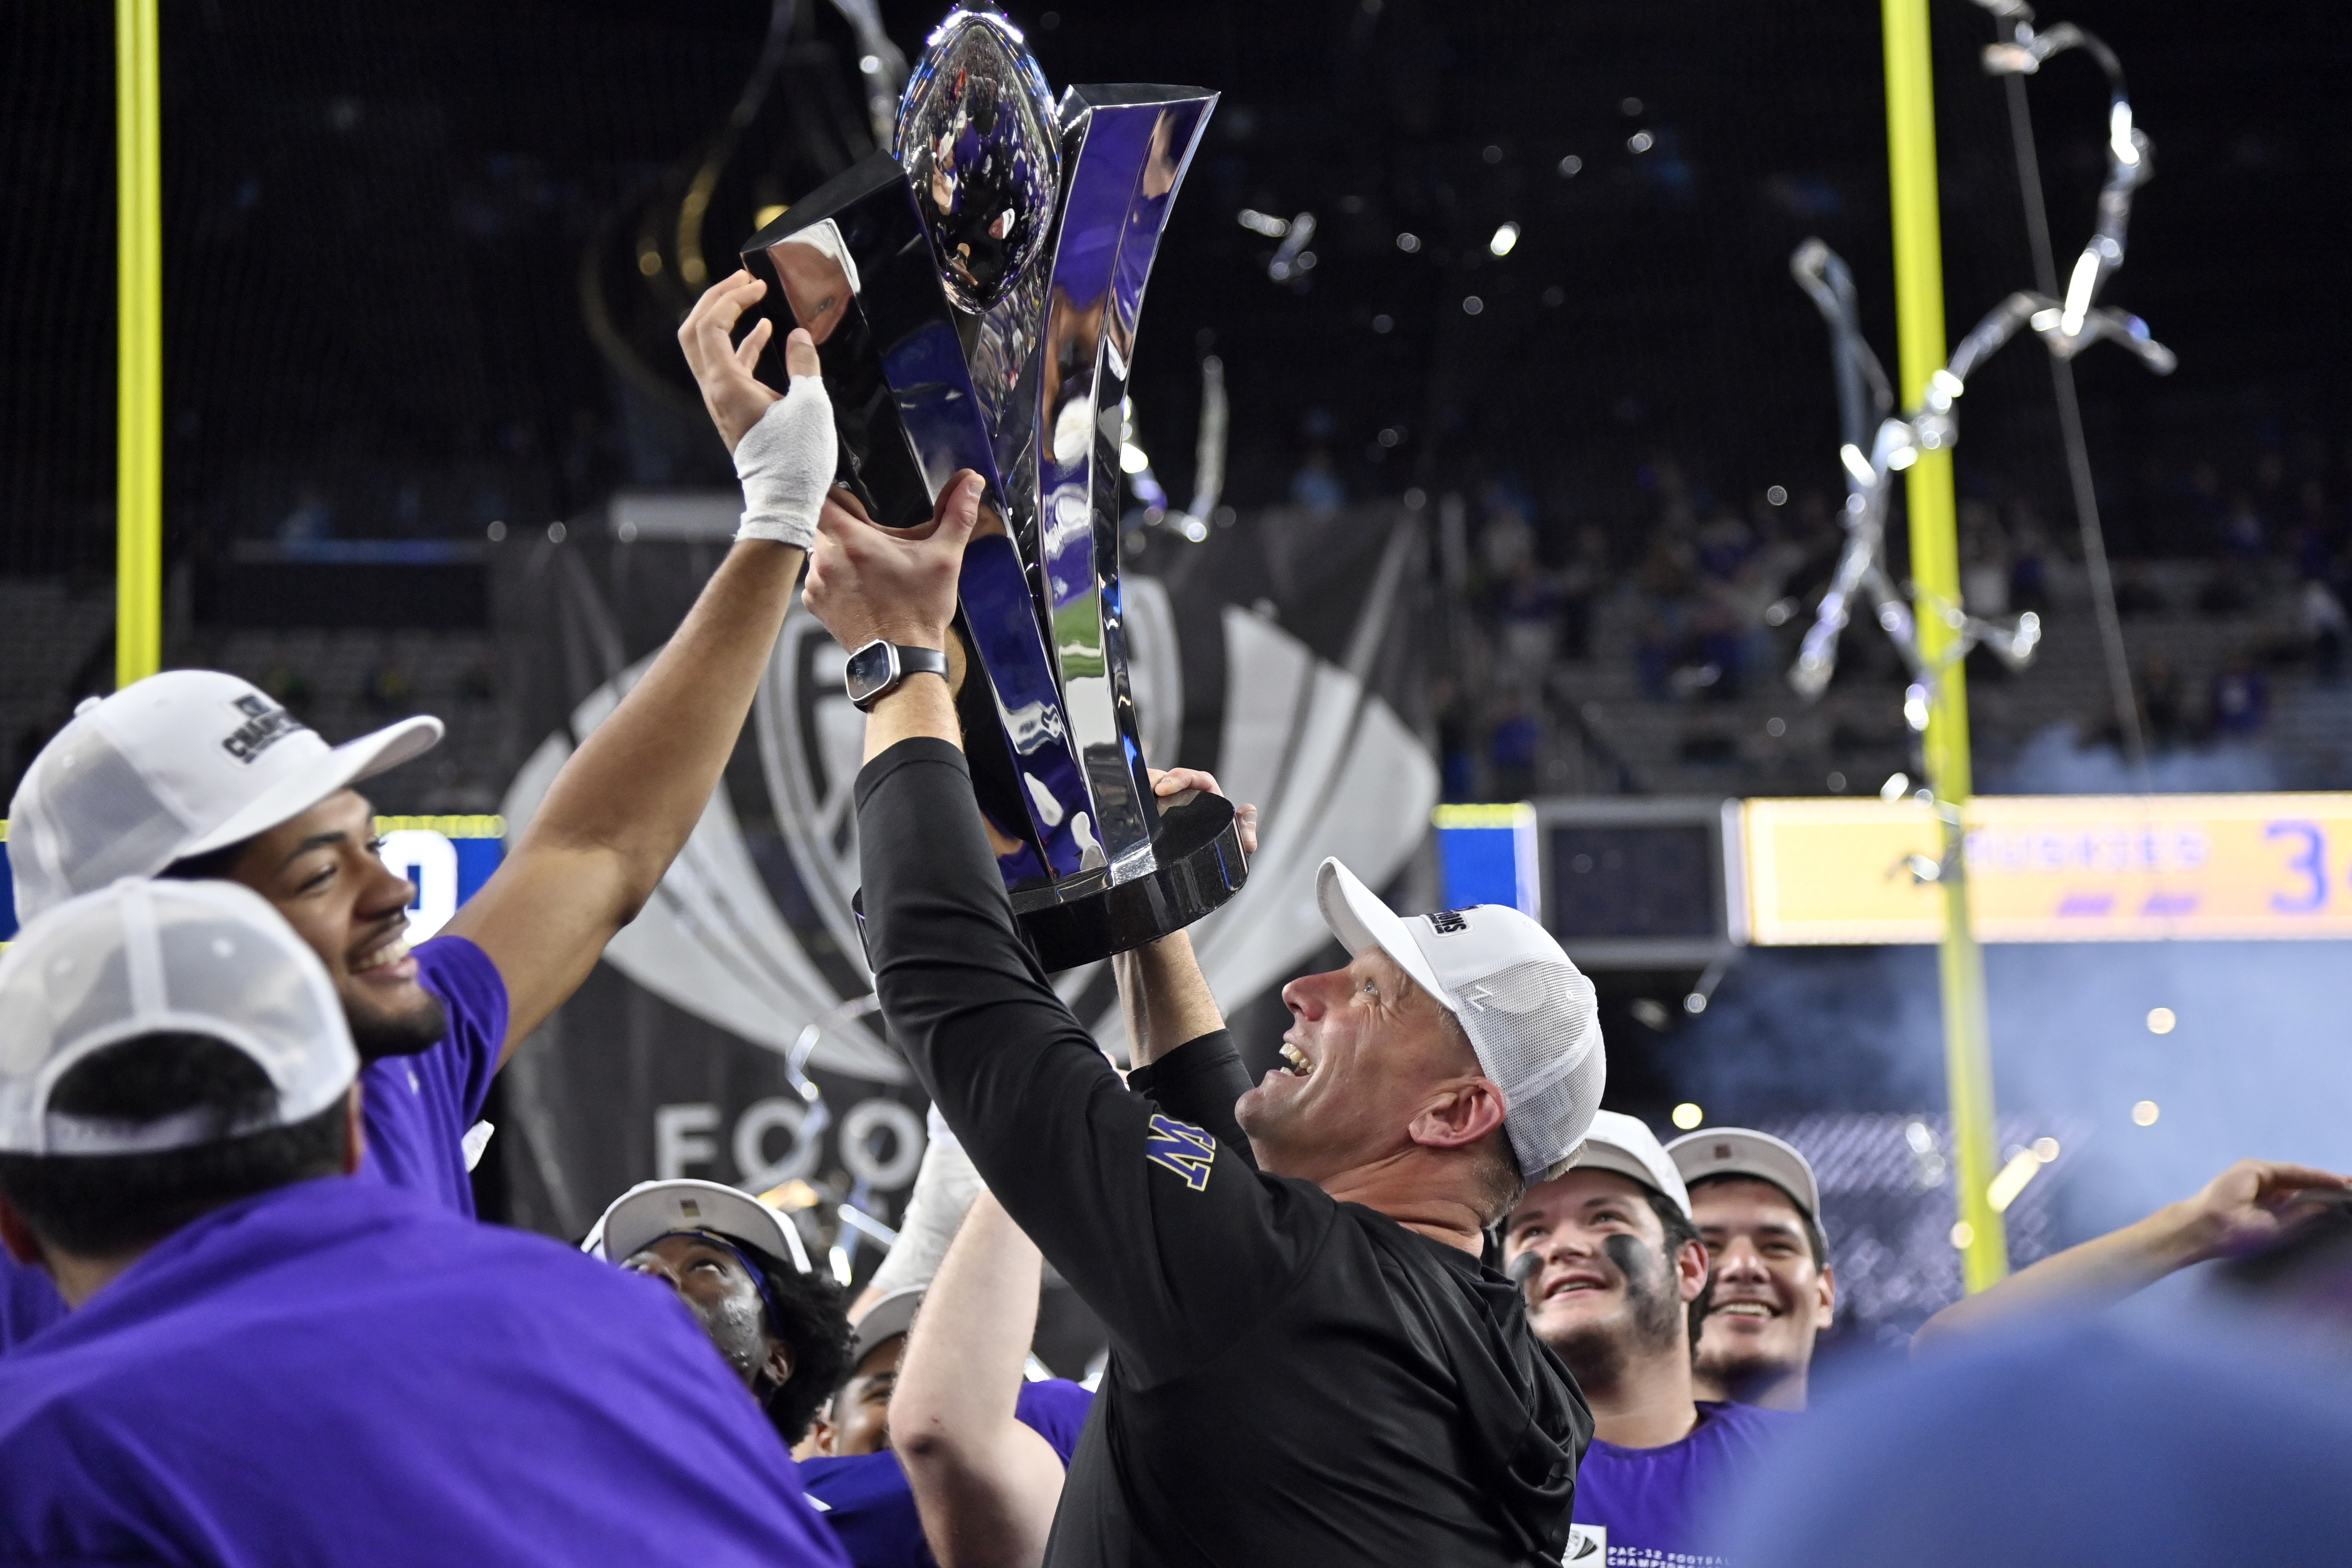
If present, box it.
[0,272,880,1350]
[798,473,1604,1566]
[1506,1111,1793,1564]
[1667,1127,1835,1410]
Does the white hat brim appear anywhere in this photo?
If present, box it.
[1315,858,1453,1013]
[1666,1128,1821,1219]
[1568,1117,1694,1217]
[849,1285,926,1369]
[179,715,444,861]
[590,1178,811,1274]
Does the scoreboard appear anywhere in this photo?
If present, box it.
[1741,794,2352,945]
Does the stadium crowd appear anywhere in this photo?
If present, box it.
[2,274,2348,1567]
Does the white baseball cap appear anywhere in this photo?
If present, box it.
[0,878,358,1155]
[847,1285,924,1370]
[1665,1126,1821,1220]
[1315,857,1606,1183]
[1567,1109,1693,1220]
[584,1178,815,1276]
[8,670,442,925]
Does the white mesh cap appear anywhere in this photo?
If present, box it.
[1572,1109,1692,1220]
[8,670,442,925]
[1315,858,1606,1183]
[583,1178,815,1275]
[0,878,358,1155]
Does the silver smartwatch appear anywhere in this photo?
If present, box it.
[843,640,951,712]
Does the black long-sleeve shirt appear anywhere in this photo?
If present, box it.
[857,739,1590,1568]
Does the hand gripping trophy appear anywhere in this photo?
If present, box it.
[741,4,1240,970]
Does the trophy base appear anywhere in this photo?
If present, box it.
[851,793,1248,978]
[1009,792,1249,972]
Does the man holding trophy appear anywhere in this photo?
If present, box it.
[696,9,1610,1563]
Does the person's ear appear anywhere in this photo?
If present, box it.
[0,1192,46,1270]
[1407,1078,1507,1152]
[341,1082,367,1177]
[807,1412,839,1457]
[1813,1263,1836,1330]
[1675,1237,1710,1304]
[761,1336,795,1393]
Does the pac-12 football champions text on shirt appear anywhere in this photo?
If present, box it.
[800,1379,1096,1568]
[0,933,508,1351]
[1569,1400,1796,1567]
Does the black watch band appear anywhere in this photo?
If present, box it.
[844,640,950,711]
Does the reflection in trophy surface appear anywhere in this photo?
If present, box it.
[892,7,1059,314]
[769,222,856,346]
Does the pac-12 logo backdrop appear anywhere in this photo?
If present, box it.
[497,517,1436,1242]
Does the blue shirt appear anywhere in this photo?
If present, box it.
[802,1379,1096,1568]
[1571,1400,1794,1566]
[0,1176,849,1568]
[0,932,506,1351]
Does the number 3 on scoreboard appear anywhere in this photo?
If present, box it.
[2267,821,2328,913]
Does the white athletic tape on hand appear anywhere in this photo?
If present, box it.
[733,373,835,549]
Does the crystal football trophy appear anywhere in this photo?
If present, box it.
[742,6,1242,971]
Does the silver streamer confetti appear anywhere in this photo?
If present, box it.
[1786,8,2173,732]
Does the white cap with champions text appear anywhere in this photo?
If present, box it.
[1570,1109,1693,1220]
[1315,857,1606,1183]
[0,878,358,1155]
[1664,1126,1821,1220]
[8,670,441,924]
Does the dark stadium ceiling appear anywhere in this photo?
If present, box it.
[0,0,2344,572]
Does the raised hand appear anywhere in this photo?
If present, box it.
[678,269,808,452]
[1148,766,1259,857]
[2174,1158,2350,1263]
[803,471,986,654]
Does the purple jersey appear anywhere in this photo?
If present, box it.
[0,1177,849,1566]
[0,932,508,1351]
[801,1379,1097,1568]
[354,933,508,1214]
[1571,1400,1794,1566]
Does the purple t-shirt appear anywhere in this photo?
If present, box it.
[0,933,507,1351]
[0,1176,849,1566]
[800,1378,1097,1568]
[352,933,508,1214]
[1570,1400,1794,1566]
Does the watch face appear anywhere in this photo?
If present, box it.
[844,641,899,707]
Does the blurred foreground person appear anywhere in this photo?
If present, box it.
[0,276,842,1350]
[1669,1128,1834,1408]
[801,474,1601,1564]
[587,1178,853,1446]
[1912,1157,2349,1352]
[1508,1112,1792,1564]
[0,880,847,1566]
[1730,1272,2352,1564]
